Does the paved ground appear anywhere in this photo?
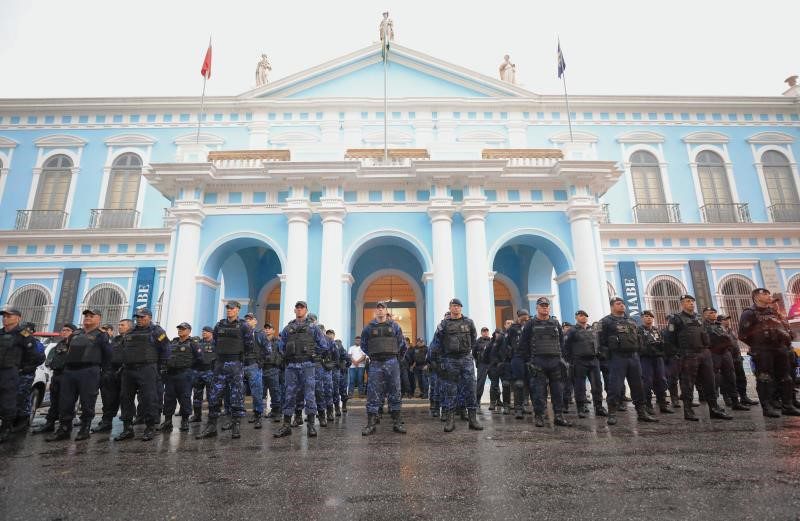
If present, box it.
[1,398,800,521]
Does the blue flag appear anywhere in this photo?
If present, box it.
[557,40,566,78]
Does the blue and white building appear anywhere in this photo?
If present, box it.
[1,42,799,341]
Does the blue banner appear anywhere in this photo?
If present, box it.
[617,261,642,319]
[134,267,156,312]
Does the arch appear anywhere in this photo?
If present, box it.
[344,229,433,273]
[354,268,425,341]
[486,228,574,276]
[616,130,665,144]
[786,273,800,319]
[747,131,794,144]
[682,131,729,144]
[256,277,282,327]
[644,275,686,326]
[82,283,129,326]
[717,274,756,330]
[37,149,80,169]
[198,231,287,280]
[9,283,53,331]
[33,134,87,148]
[493,272,522,327]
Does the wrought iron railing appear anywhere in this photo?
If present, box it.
[768,203,800,222]
[632,203,681,224]
[89,208,139,229]
[15,209,68,230]
[700,203,751,223]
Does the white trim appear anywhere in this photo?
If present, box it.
[196,231,288,278]
[0,136,19,148]
[747,131,794,144]
[486,227,576,272]
[492,272,523,312]
[353,268,425,341]
[682,131,729,144]
[616,130,665,144]
[33,134,87,147]
[81,281,129,304]
[104,134,157,146]
[7,268,62,279]
[174,132,225,146]
[8,282,54,303]
[98,149,148,218]
[196,275,221,289]
[343,229,433,273]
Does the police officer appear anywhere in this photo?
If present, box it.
[243,313,265,428]
[430,298,483,432]
[46,308,111,441]
[738,288,800,417]
[197,301,253,439]
[191,326,216,423]
[0,309,43,442]
[360,301,407,436]
[473,328,492,409]
[161,322,203,433]
[32,323,76,434]
[274,300,329,438]
[335,335,349,414]
[409,337,428,400]
[639,310,674,415]
[664,294,732,421]
[564,310,607,419]
[520,297,571,428]
[327,330,346,416]
[703,307,749,412]
[260,323,284,421]
[489,320,514,414]
[719,314,758,406]
[507,309,530,420]
[13,322,44,434]
[600,297,657,425]
[485,326,507,412]
[92,319,130,433]
[115,308,170,442]
[560,321,574,411]
[317,324,337,423]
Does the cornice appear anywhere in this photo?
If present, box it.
[0,228,171,241]
[599,222,800,237]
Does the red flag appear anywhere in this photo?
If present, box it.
[200,44,212,79]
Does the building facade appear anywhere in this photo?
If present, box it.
[1,43,799,340]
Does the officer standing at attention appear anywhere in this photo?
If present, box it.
[32,323,76,434]
[115,308,170,442]
[360,301,407,436]
[639,310,674,416]
[243,313,265,429]
[599,297,657,425]
[703,307,749,412]
[664,294,732,421]
[46,308,111,441]
[335,335,349,414]
[485,326,507,412]
[0,309,43,442]
[190,326,216,423]
[520,297,571,428]
[274,300,329,438]
[92,319,130,433]
[326,330,345,417]
[260,323,284,422]
[719,314,758,406]
[197,301,253,440]
[563,310,607,419]
[738,287,800,417]
[473,327,492,409]
[161,322,203,433]
[507,309,530,420]
[13,322,45,434]
[430,298,483,432]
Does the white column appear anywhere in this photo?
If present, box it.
[566,198,606,320]
[163,206,205,330]
[318,200,347,336]
[462,204,492,330]
[247,121,269,149]
[427,203,456,318]
[341,273,355,342]
[281,199,312,314]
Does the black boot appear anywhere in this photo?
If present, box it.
[291,412,304,427]
[196,417,217,439]
[730,396,750,411]
[33,419,56,434]
[658,401,675,414]
[132,416,144,426]
[781,405,800,416]
[326,406,335,421]
[636,404,658,422]
[468,410,483,430]
[180,417,190,431]
[10,416,30,434]
[708,403,733,420]
[554,413,572,427]
[740,394,759,406]
[114,421,135,441]
[141,424,155,441]
[534,414,545,427]
[335,403,341,417]
[317,411,328,427]
[253,414,262,429]
[74,422,91,441]
[644,400,655,416]
[594,404,608,417]
[306,415,317,437]
[362,414,378,436]
[248,412,260,423]
[444,411,455,433]
[190,407,203,422]
[231,418,241,439]
[271,408,282,422]
[46,425,71,442]
[220,415,232,431]
[391,411,407,434]
[606,403,617,426]
[92,418,113,433]
[273,415,293,437]
[514,387,524,419]
[159,419,173,433]
[683,401,699,421]
[341,399,348,413]
[577,403,589,419]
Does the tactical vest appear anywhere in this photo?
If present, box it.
[676,313,707,353]
[412,347,426,365]
[443,319,472,356]
[49,341,70,372]
[570,327,597,358]
[216,323,244,356]
[608,317,640,353]
[508,325,526,357]
[167,339,194,369]
[123,329,159,365]
[262,338,282,367]
[65,330,103,365]
[199,340,217,366]
[640,327,665,357]
[368,321,398,357]
[0,329,22,369]
[530,319,561,356]
[110,336,125,367]
[706,322,733,353]
[284,322,316,362]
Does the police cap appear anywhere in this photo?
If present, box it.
[609,296,624,305]
[702,307,717,313]
[244,313,256,320]
[679,294,695,301]
[133,308,152,317]
[641,310,655,318]
[536,297,550,306]
[575,310,588,317]
[83,308,103,316]
[225,301,241,309]
[376,301,387,309]
[294,300,307,308]
[0,308,22,317]
[201,326,213,333]
[517,308,530,317]
[176,322,192,330]
[449,298,463,307]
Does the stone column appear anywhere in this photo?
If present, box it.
[281,198,312,315]
[506,120,528,148]
[427,200,456,318]
[462,203,492,330]
[247,121,270,149]
[566,197,606,320]
[318,198,347,336]
[163,204,205,330]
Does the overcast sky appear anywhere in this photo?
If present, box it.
[1,0,797,99]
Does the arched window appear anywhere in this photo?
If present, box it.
[762,151,800,222]
[718,275,756,331]
[9,284,52,332]
[82,283,128,326]
[30,154,72,229]
[645,276,685,326]
[630,150,673,222]
[100,153,142,228]
[697,151,737,222]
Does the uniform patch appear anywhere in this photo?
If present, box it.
[158,333,166,341]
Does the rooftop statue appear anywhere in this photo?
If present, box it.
[255,54,272,87]
[499,54,516,84]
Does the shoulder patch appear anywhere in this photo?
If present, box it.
[158,333,167,341]
[20,330,30,337]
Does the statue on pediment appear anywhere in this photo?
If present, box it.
[499,55,516,84]
[255,54,272,87]
[379,11,395,43]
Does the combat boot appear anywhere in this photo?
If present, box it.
[91,418,113,433]
[391,411,407,434]
[341,399,348,413]
[74,422,91,441]
[274,416,293,437]
[132,416,144,426]
[10,416,29,434]
[513,387,524,419]
[658,401,675,414]
[644,400,656,417]
[594,404,608,417]
[335,403,342,417]
[636,404,658,422]
[781,405,800,416]
[443,412,456,433]
[577,403,589,419]
[683,401,699,421]
[606,405,617,426]
[45,424,71,442]
[362,414,378,436]
[740,394,759,406]
[554,414,572,427]
[231,418,241,439]
[291,412,304,427]
[306,415,317,437]
[318,411,328,427]
[253,414,262,429]
[196,417,217,439]
[141,425,155,441]
[708,403,733,420]
[762,404,781,418]
[33,419,56,434]
[190,407,203,423]
[220,415,232,431]
[730,396,750,411]
[467,410,484,431]
[180,417,190,431]
[458,407,468,421]
[534,414,545,427]
[159,419,173,433]
[114,421,135,441]
[248,412,260,423]
[270,408,282,422]
[326,406,335,421]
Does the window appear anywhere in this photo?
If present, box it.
[697,151,736,222]
[645,276,685,326]
[630,150,674,222]
[718,275,755,332]
[98,153,143,228]
[82,283,128,326]
[9,284,52,332]
[762,151,800,221]
[31,154,72,228]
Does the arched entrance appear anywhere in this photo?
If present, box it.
[361,274,419,341]
[493,277,516,327]
[255,279,282,328]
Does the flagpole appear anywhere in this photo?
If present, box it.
[383,41,389,164]
[561,71,573,143]
[197,35,211,145]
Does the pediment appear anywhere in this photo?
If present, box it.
[174,132,225,146]
[747,131,794,144]
[682,131,729,144]
[0,136,18,148]
[616,131,665,144]
[239,43,538,100]
[104,133,157,146]
[34,134,87,147]
[550,131,598,144]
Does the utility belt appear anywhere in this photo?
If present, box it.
[166,367,191,375]
[217,354,243,363]
[65,362,101,370]
[124,362,157,369]
[609,351,637,359]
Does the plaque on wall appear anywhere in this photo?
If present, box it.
[54,269,81,327]
[689,260,713,311]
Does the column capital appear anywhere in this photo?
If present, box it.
[169,204,206,226]
[278,273,288,282]
[342,273,355,286]
[282,199,312,224]
[554,270,577,284]
[566,196,601,224]
[461,204,489,222]
[421,272,435,283]
[318,199,347,224]
[427,202,456,223]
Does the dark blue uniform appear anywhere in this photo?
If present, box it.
[598,313,645,409]
[120,324,170,428]
[278,318,328,417]
[430,316,478,413]
[520,316,565,418]
[17,336,45,422]
[192,337,217,419]
[208,318,253,419]
[564,324,604,414]
[44,338,70,427]
[639,324,668,409]
[0,326,42,441]
[163,336,203,422]
[259,331,283,418]
[98,333,125,428]
[58,327,112,428]
[361,319,405,416]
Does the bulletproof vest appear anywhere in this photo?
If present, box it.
[216,323,245,356]
[366,321,396,357]
[414,346,427,365]
[530,318,561,356]
[640,327,665,357]
[706,322,733,353]
[110,335,125,367]
[65,330,103,365]
[608,316,640,353]
[0,329,22,369]
[474,337,491,360]
[49,340,70,371]
[167,339,194,369]
[284,321,316,361]
[570,326,597,358]
[676,313,707,353]
[123,328,159,364]
[508,324,526,357]
[199,340,217,366]
[443,319,472,356]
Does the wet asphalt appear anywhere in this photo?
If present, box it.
[1,398,800,521]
